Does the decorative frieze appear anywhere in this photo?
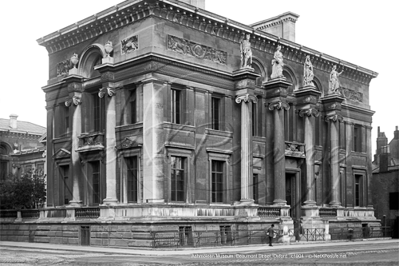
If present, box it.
[285,141,305,158]
[167,35,227,65]
[121,35,138,55]
[78,133,104,150]
[116,137,141,150]
[56,59,71,76]
[339,87,363,102]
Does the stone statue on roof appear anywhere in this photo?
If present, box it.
[240,33,253,69]
[271,45,284,79]
[328,65,344,95]
[303,55,315,87]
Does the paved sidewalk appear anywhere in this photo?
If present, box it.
[1,239,398,256]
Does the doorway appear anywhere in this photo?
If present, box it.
[286,172,299,220]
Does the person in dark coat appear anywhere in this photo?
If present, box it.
[267,224,275,246]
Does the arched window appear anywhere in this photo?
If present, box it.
[79,45,105,79]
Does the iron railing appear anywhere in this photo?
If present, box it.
[21,210,40,218]
[319,208,337,217]
[0,210,17,218]
[75,208,100,218]
[257,207,281,217]
[302,228,325,241]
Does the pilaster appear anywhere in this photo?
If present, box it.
[99,86,118,205]
[233,68,259,205]
[263,78,292,206]
[321,94,344,207]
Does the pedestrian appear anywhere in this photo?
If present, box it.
[267,224,275,246]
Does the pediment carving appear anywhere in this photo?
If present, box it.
[54,148,71,159]
[116,136,142,150]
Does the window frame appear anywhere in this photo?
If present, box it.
[207,149,231,204]
[171,88,182,124]
[119,148,142,204]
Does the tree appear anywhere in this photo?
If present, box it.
[0,170,46,209]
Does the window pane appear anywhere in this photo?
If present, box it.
[212,97,220,130]
[172,89,181,124]
[127,157,138,203]
[211,161,224,203]
[171,156,185,202]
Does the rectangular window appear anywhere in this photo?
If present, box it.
[93,94,101,132]
[91,161,100,205]
[129,90,137,124]
[171,156,185,202]
[353,125,362,152]
[60,165,71,205]
[211,97,220,130]
[0,161,8,181]
[220,225,232,245]
[252,102,257,136]
[355,174,361,207]
[211,161,224,203]
[126,157,138,203]
[253,174,259,204]
[171,89,181,124]
[179,226,193,246]
[389,192,399,210]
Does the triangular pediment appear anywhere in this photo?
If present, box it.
[53,148,71,159]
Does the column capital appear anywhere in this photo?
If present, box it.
[364,125,373,130]
[235,94,257,104]
[343,121,354,126]
[65,95,82,107]
[268,101,289,111]
[298,108,319,118]
[98,87,118,98]
[325,114,343,123]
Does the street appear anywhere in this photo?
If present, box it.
[0,240,398,265]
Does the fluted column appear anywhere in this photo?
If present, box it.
[269,101,289,206]
[99,87,118,205]
[65,94,83,206]
[327,114,342,207]
[235,94,257,202]
[299,108,319,206]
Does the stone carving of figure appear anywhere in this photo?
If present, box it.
[329,65,344,94]
[303,55,315,87]
[240,33,252,68]
[271,45,284,79]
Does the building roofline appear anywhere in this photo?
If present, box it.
[36,0,378,79]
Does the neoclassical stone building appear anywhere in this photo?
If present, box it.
[0,0,381,247]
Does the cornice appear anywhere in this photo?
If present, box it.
[341,103,375,116]
[37,0,377,85]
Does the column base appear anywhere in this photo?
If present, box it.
[273,199,287,206]
[303,200,317,206]
[329,201,341,207]
[68,200,82,207]
[102,198,118,206]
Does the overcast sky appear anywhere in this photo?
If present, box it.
[0,0,397,152]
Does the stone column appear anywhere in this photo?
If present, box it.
[99,87,118,205]
[268,101,289,205]
[142,78,165,203]
[235,94,257,203]
[327,115,341,207]
[299,108,319,206]
[65,94,83,206]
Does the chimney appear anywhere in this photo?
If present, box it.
[394,126,399,139]
[250,12,300,42]
[376,126,387,155]
[178,0,205,9]
[9,114,18,129]
[379,145,390,173]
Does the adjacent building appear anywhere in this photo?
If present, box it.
[372,126,399,238]
[0,114,46,181]
[0,0,381,246]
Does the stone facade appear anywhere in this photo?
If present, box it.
[0,0,381,246]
